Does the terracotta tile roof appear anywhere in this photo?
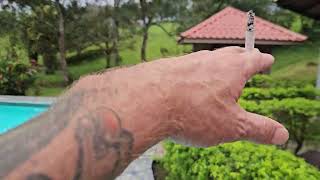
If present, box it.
[181,6,307,43]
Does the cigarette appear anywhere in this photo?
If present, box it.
[245,10,255,51]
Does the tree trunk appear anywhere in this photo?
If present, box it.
[112,0,121,66]
[105,42,111,68]
[141,26,149,62]
[295,139,304,155]
[56,0,71,85]
[105,52,111,68]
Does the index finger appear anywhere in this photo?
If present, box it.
[241,48,275,79]
[213,46,246,54]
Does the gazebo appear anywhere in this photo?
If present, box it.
[179,7,308,54]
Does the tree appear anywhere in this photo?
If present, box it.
[0,9,21,59]
[5,0,78,84]
[54,0,72,84]
[85,0,137,68]
[137,0,187,62]
[84,4,114,68]
[64,1,89,56]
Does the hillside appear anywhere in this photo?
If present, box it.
[28,23,192,96]
[1,23,318,96]
[272,41,319,84]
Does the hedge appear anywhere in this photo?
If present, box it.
[246,75,313,88]
[239,98,320,153]
[161,141,320,180]
[241,86,319,101]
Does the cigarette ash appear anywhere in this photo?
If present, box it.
[247,10,255,32]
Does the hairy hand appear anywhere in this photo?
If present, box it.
[163,47,289,147]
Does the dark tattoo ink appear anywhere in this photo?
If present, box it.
[0,85,134,179]
[73,119,86,180]
[26,173,52,180]
[0,91,85,177]
[73,107,134,180]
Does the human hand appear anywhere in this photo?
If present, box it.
[165,47,289,147]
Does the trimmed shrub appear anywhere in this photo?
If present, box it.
[239,98,320,153]
[241,86,319,101]
[246,75,314,88]
[246,75,273,88]
[161,141,320,180]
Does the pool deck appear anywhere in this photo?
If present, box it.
[0,95,55,105]
[0,95,163,179]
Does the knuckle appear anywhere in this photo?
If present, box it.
[254,48,261,53]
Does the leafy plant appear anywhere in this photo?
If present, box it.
[161,141,320,180]
[246,75,315,88]
[246,75,273,88]
[241,86,320,101]
[239,98,320,154]
[0,59,37,95]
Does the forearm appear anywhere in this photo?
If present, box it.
[0,64,173,180]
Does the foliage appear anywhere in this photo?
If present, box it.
[246,75,273,88]
[67,49,105,65]
[247,74,317,88]
[161,141,320,180]
[239,98,320,153]
[5,1,60,73]
[0,59,37,95]
[242,86,320,101]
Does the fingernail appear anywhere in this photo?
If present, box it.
[271,128,289,145]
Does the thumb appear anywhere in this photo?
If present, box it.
[243,112,289,145]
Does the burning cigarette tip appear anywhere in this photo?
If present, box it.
[245,10,255,51]
[247,10,255,32]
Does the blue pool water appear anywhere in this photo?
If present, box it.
[0,103,49,134]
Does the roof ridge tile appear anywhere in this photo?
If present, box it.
[180,6,307,43]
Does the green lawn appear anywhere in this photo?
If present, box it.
[26,23,191,96]
[271,41,319,84]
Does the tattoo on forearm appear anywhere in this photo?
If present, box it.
[26,174,52,180]
[73,107,133,180]
[0,91,85,178]
[0,88,134,180]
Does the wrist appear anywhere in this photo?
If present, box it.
[73,66,175,154]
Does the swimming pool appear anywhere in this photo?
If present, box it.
[0,102,49,134]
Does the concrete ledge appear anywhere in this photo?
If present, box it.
[0,95,55,105]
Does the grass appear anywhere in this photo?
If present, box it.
[271,40,319,84]
[271,61,318,83]
[272,42,319,71]
[1,22,319,96]
[25,23,191,96]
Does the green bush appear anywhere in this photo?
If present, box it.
[246,75,273,88]
[0,59,37,95]
[67,49,104,65]
[246,75,314,88]
[161,141,320,180]
[239,98,320,153]
[43,53,58,74]
[241,86,319,101]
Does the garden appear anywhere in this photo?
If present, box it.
[0,0,320,179]
[156,75,320,179]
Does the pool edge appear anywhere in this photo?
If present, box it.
[0,95,55,105]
